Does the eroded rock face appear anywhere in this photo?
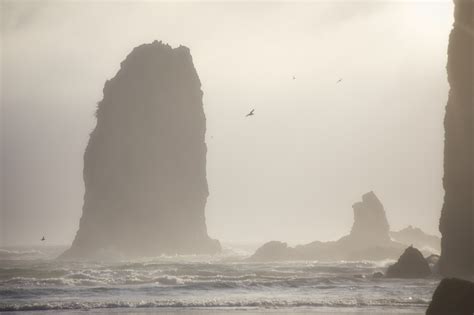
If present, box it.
[426,278,474,315]
[438,0,473,277]
[61,41,220,259]
[386,246,431,279]
[348,191,391,247]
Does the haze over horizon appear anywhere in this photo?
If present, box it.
[1,0,453,247]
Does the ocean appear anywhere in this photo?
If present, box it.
[0,245,438,314]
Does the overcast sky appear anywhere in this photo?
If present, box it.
[1,0,453,247]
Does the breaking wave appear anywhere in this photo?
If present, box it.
[0,247,438,313]
[0,297,431,312]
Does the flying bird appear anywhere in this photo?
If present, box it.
[246,109,255,117]
[41,236,45,241]
[336,78,343,83]
[292,76,296,80]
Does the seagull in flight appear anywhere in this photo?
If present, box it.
[336,78,343,83]
[246,109,255,117]
[41,236,45,241]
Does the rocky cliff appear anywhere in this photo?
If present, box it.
[61,41,220,259]
[438,0,473,277]
[426,278,474,315]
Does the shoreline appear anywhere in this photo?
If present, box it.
[4,307,426,315]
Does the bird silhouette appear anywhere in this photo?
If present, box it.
[41,236,45,241]
[336,78,343,83]
[245,109,255,117]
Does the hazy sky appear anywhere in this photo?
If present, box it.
[1,0,453,247]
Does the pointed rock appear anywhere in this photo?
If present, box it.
[386,246,431,278]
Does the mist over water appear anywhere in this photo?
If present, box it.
[0,1,464,314]
[0,245,436,314]
[1,1,452,247]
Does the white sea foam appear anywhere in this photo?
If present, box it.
[0,247,439,313]
[0,296,432,312]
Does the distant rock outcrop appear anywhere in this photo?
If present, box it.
[386,246,431,278]
[438,0,473,277]
[426,278,474,315]
[346,191,391,246]
[390,226,441,253]
[250,241,295,261]
[249,191,405,261]
[61,41,220,259]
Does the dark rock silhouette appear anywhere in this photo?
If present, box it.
[390,226,440,253]
[438,0,473,277]
[386,246,431,278]
[249,191,405,261]
[426,278,474,315]
[61,41,220,259]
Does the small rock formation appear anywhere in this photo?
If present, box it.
[61,41,220,259]
[372,272,384,279]
[249,191,405,261]
[426,278,474,315]
[390,226,441,253]
[438,0,473,277]
[386,246,431,278]
[348,191,391,246]
[250,241,295,261]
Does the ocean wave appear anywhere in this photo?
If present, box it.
[0,297,430,312]
[0,256,437,313]
[0,249,46,260]
[0,263,435,289]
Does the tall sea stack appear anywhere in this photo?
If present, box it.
[348,191,391,247]
[438,0,473,276]
[62,41,220,259]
